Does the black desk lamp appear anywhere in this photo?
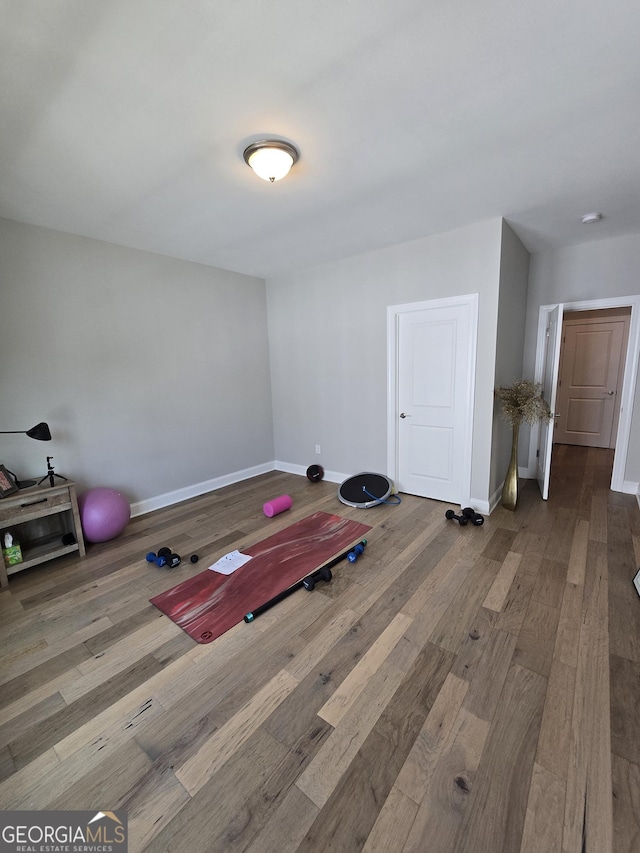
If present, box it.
[0,422,52,488]
[1,422,52,442]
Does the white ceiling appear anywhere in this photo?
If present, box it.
[1,0,639,278]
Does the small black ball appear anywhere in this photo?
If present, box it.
[306,464,324,482]
[190,554,199,563]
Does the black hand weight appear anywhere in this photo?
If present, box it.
[302,565,333,591]
[461,507,485,525]
[445,509,468,526]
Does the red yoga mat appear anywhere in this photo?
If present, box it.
[150,511,371,643]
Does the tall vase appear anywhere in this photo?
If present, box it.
[501,422,520,511]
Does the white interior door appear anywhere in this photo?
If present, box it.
[555,318,627,448]
[392,296,477,505]
[537,305,563,500]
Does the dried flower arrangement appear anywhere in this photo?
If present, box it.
[496,379,552,510]
[495,379,551,427]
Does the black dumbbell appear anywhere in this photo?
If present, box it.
[302,565,333,591]
[461,507,484,526]
[445,509,468,526]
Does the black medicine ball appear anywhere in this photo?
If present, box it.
[306,464,324,482]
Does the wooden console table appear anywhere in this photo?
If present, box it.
[0,480,86,587]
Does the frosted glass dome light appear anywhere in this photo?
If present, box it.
[243,140,299,182]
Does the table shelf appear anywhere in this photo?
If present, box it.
[0,481,85,587]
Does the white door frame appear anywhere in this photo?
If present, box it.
[387,294,478,506]
[530,294,640,493]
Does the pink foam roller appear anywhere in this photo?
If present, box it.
[263,494,292,517]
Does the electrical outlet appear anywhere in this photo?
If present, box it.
[315,445,321,455]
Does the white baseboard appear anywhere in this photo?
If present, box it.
[488,483,505,515]
[132,463,637,521]
[621,480,640,510]
[274,460,348,486]
[130,462,276,517]
[131,459,503,520]
[621,479,640,497]
[130,462,360,518]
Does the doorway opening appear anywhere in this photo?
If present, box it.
[532,295,640,497]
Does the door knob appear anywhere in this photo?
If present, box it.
[400,412,410,419]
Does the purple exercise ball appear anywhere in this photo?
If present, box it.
[79,487,131,543]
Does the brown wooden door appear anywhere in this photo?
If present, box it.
[555,316,628,448]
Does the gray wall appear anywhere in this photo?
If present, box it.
[491,221,530,499]
[7,213,634,515]
[523,232,640,485]
[0,218,273,504]
[266,218,504,507]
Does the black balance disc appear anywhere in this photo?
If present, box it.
[338,472,394,508]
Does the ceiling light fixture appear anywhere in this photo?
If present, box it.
[243,140,299,183]
[581,212,603,224]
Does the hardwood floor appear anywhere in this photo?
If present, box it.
[1,446,639,852]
